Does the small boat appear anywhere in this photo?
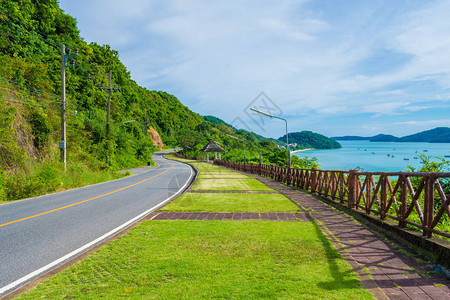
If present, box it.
[387,153,391,157]
[414,157,418,159]
[371,152,375,154]
[404,158,410,161]
[423,150,428,152]
[445,155,450,158]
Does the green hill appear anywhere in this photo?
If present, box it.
[0,0,205,200]
[369,134,399,142]
[333,128,450,143]
[279,131,341,150]
[332,136,371,141]
[398,127,450,143]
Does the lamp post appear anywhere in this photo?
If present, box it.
[250,108,290,167]
[226,134,246,164]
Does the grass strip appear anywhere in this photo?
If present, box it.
[19,221,373,300]
[166,155,238,174]
[160,193,300,212]
[198,174,251,179]
[192,178,273,191]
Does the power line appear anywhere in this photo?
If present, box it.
[0,85,56,98]
[0,95,61,110]
[0,76,60,101]
[0,30,60,58]
[0,16,59,50]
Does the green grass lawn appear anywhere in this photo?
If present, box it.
[17,155,374,299]
[19,221,373,300]
[192,177,273,191]
[169,155,274,192]
[161,193,300,212]
[198,173,251,179]
[166,155,238,174]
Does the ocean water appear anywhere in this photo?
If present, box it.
[293,140,450,172]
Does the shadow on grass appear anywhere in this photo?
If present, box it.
[310,220,363,291]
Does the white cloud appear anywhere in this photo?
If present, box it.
[363,102,410,115]
[59,0,450,137]
[395,119,450,127]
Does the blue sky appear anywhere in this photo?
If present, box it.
[59,0,450,139]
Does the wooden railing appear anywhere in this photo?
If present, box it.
[214,160,450,239]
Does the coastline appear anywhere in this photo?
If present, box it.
[290,148,314,154]
[288,140,450,172]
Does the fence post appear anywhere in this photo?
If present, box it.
[366,174,372,214]
[348,169,359,209]
[310,168,318,193]
[380,174,387,220]
[423,176,436,238]
[288,166,292,186]
[259,153,262,175]
[399,174,407,228]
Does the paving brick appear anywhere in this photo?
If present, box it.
[224,213,233,220]
[408,292,432,300]
[423,292,450,300]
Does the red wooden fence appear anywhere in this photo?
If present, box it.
[214,160,450,239]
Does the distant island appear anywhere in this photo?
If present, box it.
[280,131,342,150]
[332,127,450,143]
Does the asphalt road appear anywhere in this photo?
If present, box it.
[0,151,195,296]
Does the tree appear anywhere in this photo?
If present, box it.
[175,129,204,157]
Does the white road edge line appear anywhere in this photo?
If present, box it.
[0,162,194,296]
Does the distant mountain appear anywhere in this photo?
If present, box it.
[280,131,342,149]
[398,127,450,143]
[332,127,450,143]
[332,136,371,141]
[369,134,399,142]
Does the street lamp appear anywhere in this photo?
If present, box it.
[250,108,290,167]
[226,134,246,164]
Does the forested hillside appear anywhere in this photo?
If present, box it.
[333,127,450,143]
[398,127,450,143]
[0,0,205,200]
[0,0,319,202]
[279,131,341,150]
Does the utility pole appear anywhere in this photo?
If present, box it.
[60,44,77,171]
[98,70,121,165]
[60,44,66,171]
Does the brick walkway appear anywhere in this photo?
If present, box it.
[253,174,450,300]
[148,211,310,221]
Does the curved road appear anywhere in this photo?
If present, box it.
[0,151,194,296]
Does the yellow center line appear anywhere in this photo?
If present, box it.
[0,164,175,228]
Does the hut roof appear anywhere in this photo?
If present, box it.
[201,140,225,152]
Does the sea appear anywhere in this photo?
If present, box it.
[293,140,450,172]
